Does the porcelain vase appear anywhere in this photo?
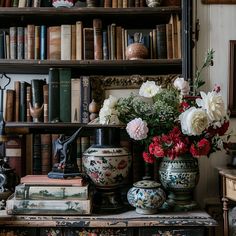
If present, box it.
[158,155,199,211]
[82,127,131,213]
[127,180,166,214]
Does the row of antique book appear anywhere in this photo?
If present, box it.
[0,0,180,8]
[4,68,91,123]
[0,14,181,61]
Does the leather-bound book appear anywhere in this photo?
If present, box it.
[116,26,122,60]
[43,84,49,123]
[34,25,40,59]
[27,24,35,60]
[104,0,111,7]
[71,24,76,60]
[5,135,25,178]
[112,0,118,8]
[135,0,139,7]
[48,26,61,60]
[61,24,71,60]
[128,0,135,7]
[123,0,127,7]
[156,24,167,59]
[71,78,81,123]
[80,76,91,124]
[26,85,32,122]
[117,0,122,7]
[32,133,41,175]
[166,23,173,59]
[24,27,28,60]
[4,89,15,122]
[83,28,94,60]
[40,133,51,175]
[20,81,30,122]
[75,21,83,60]
[140,0,146,6]
[17,27,24,60]
[14,81,20,122]
[102,30,108,60]
[59,68,71,122]
[93,18,103,60]
[40,25,47,60]
[9,27,17,59]
[48,68,60,122]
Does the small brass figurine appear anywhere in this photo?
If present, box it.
[29,102,44,122]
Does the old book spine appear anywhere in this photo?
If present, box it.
[25,0,32,6]
[18,0,26,6]
[117,0,122,7]
[156,24,167,59]
[123,0,127,7]
[116,26,122,60]
[112,0,117,8]
[40,133,51,175]
[32,133,42,175]
[71,24,76,60]
[5,135,25,178]
[25,134,33,175]
[17,27,24,60]
[110,23,116,60]
[93,18,103,60]
[48,68,60,122]
[140,0,145,6]
[34,25,40,59]
[61,24,72,60]
[24,27,28,60]
[59,68,71,122]
[5,33,10,59]
[71,78,81,123]
[177,15,182,59]
[135,0,139,7]
[27,24,35,60]
[0,0,4,7]
[26,85,32,122]
[75,21,83,60]
[80,76,91,123]
[0,32,5,59]
[4,0,11,6]
[104,0,111,7]
[43,84,49,122]
[152,28,157,59]
[128,0,135,7]
[102,30,108,60]
[5,89,15,122]
[166,23,173,59]
[83,28,94,60]
[40,25,47,60]
[20,81,29,122]
[32,0,41,7]
[9,27,17,59]
[48,26,61,60]
[14,81,20,122]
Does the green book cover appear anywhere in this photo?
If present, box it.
[48,68,60,122]
[59,68,71,122]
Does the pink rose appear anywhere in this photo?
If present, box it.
[126,118,149,140]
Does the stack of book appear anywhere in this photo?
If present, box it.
[6,175,92,215]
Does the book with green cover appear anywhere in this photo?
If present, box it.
[59,68,71,122]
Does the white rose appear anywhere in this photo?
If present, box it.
[196,91,226,122]
[179,107,209,136]
[173,77,190,95]
[139,81,161,98]
[99,107,112,124]
[103,95,118,108]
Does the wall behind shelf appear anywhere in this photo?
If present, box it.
[195,2,236,209]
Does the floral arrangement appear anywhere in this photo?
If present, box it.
[98,49,230,163]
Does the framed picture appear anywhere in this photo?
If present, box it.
[90,74,179,106]
[202,0,236,3]
[229,40,236,117]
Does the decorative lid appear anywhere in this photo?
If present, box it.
[133,180,161,189]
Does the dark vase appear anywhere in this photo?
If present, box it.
[159,154,199,211]
[82,127,131,213]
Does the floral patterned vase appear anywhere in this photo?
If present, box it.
[127,180,166,214]
[158,155,199,211]
[82,127,132,213]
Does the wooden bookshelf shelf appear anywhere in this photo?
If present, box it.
[0,59,182,74]
[5,122,126,134]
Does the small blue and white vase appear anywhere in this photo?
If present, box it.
[127,180,166,214]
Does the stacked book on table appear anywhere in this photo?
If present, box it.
[6,175,92,215]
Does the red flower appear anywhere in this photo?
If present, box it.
[190,138,211,157]
[179,101,190,112]
[143,152,155,164]
[117,160,127,169]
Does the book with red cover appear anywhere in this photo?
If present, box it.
[20,175,85,186]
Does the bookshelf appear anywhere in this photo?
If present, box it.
[0,1,208,235]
